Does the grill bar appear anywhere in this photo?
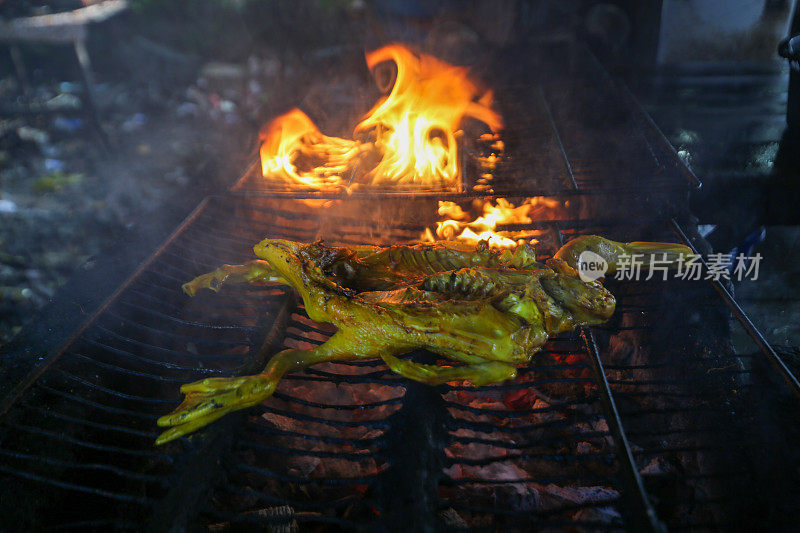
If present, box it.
[582,329,664,532]
[581,47,703,192]
[670,218,800,398]
[0,198,214,420]
[620,83,702,190]
[538,86,579,191]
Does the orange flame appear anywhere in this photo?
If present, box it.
[259,44,502,190]
[421,198,563,248]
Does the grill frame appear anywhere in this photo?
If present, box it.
[0,195,797,531]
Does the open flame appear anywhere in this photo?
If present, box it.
[421,197,564,248]
[260,44,502,190]
[258,45,561,249]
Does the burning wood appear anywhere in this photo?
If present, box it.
[259,44,502,191]
[444,460,620,514]
[421,197,565,248]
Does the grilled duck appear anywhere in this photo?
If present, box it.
[155,236,692,445]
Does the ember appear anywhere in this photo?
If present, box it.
[421,197,565,248]
[259,44,502,191]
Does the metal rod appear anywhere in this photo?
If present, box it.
[459,131,468,193]
[619,82,702,190]
[538,87,579,190]
[9,44,31,95]
[581,329,665,533]
[580,46,702,191]
[73,37,110,149]
[345,160,361,189]
[670,218,800,399]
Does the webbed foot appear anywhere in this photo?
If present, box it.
[155,374,276,445]
[182,260,283,297]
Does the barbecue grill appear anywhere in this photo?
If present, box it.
[1,40,799,531]
[234,42,699,200]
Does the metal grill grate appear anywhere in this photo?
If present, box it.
[1,196,798,531]
[231,42,700,199]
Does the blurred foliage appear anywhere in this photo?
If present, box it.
[32,172,84,194]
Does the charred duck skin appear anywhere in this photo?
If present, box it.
[156,237,692,445]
